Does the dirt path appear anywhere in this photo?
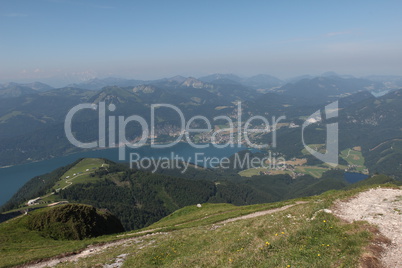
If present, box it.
[369,139,402,151]
[62,171,91,190]
[218,201,307,225]
[346,149,352,158]
[118,202,307,237]
[22,232,167,268]
[206,201,307,231]
[334,188,402,268]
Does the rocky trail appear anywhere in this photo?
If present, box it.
[334,187,402,268]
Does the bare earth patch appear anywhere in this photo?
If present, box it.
[208,201,307,231]
[334,188,402,268]
[22,232,166,268]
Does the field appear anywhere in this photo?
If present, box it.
[302,144,327,155]
[239,167,297,177]
[239,143,369,179]
[266,170,293,176]
[52,158,106,191]
[239,158,325,178]
[284,158,307,166]
[214,106,230,110]
[295,166,328,178]
[340,148,367,172]
[238,167,268,177]
[15,158,107,208]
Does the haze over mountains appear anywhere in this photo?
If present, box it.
[0,71,401,180]
[0,82,53,98]
[1,72,400,99]
[1,71,401,267]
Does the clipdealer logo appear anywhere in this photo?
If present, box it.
[64,102,285,160]
[302,101,339,167]
[64,101,339,170]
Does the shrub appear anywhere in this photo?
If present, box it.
[26,204,124,240]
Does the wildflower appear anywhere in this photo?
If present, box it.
[323,220,326,223]
[281,232,285,234]
[265,242,270,245]
[287,265,291,268]
[275,233,278,236]
[317,253,321,256]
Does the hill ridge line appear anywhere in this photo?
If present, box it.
[20,202,306,268]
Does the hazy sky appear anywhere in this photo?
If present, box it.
[1,0,402,85]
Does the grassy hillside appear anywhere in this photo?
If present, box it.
[26,204,124,240]
[3,158,400,232]
[0,182,399,267]
[0,158,106,214]
[0,204,124,267]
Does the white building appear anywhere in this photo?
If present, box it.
[27,197,41,206]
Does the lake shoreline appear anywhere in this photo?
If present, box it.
[0,140,250,169]
[0,143,250,207]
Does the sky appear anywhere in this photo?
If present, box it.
[1,0,402,86]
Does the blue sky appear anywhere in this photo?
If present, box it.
[1,0,402,85]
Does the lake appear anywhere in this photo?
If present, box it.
[344,172,370,183]
[0,143,248,207]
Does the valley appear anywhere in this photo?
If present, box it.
[0,73,401,268]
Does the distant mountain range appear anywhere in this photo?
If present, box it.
[199,73,285,91]
[68,77,146,91]
[1,72,402,268]
[0,73,401,179]
[0,82,53,98]
[279,76,385,104]
[69,73,285,92]
[2,72,400,99]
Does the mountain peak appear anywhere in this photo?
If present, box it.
[198,73,242,83]
[0,82,53,98]
[168,75,187,83]
[321,71,340,77]
[132,84,157,94]
[25,82,53,91]
[91,86,136,104]
[181,77,208,88]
